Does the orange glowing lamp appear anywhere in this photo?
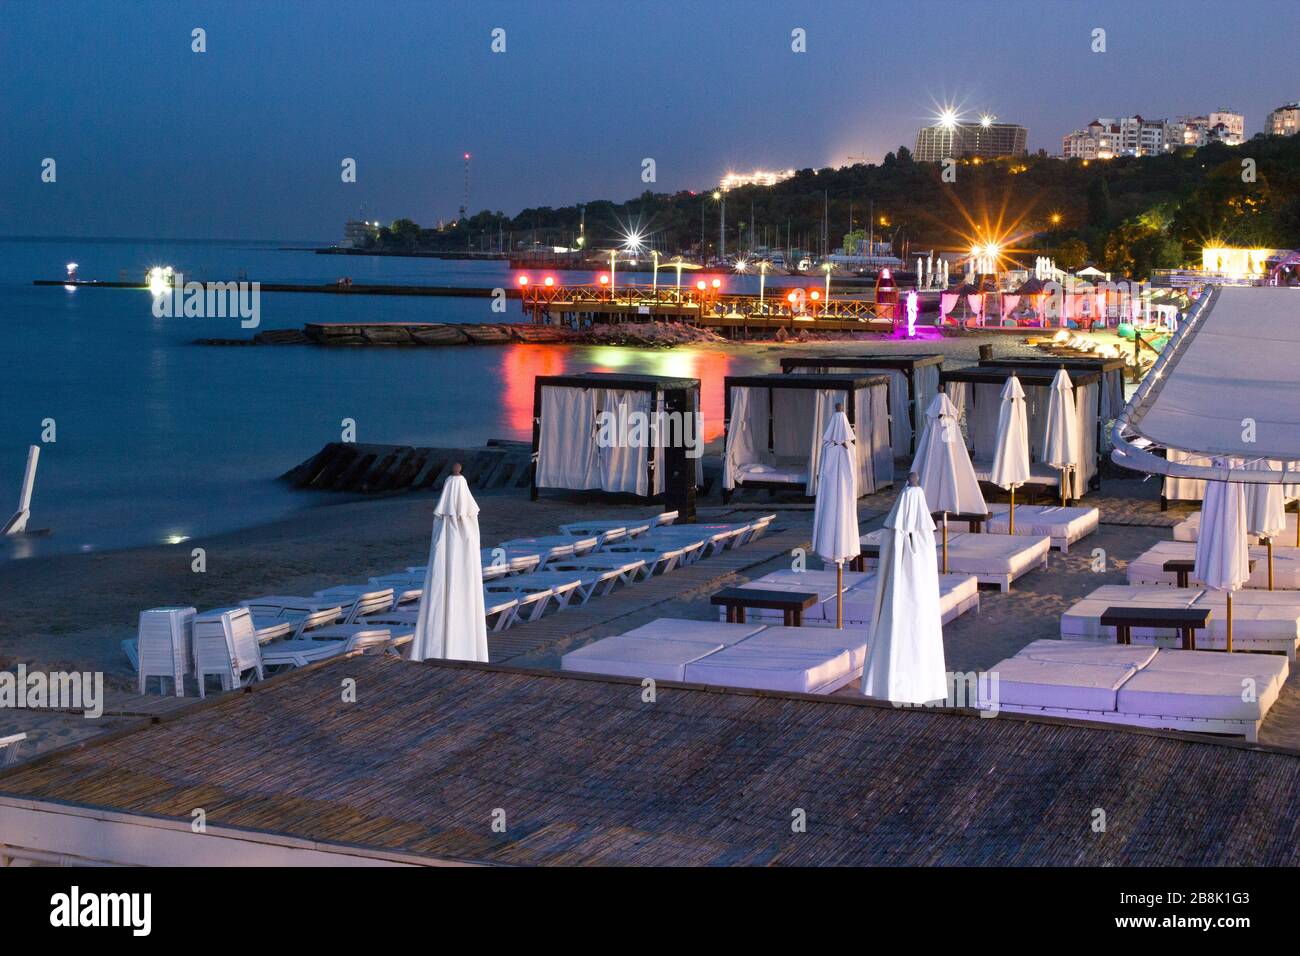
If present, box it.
[710,278,721,290]
[809,289,821,301]
[696,280,707,291]
[543,276,555,287]
[517,275,530,286]
[599,274,610,285]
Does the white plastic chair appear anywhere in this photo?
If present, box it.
[136,606,197,696]
[193,608,264,698]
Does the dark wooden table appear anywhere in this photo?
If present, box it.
[848,544,882,574]
[933,511,992,533]
[1100,605,1214,650]
[710,587,818,626]
[1162,558,1256,589]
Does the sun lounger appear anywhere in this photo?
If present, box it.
[561,618,866,695]
[486,569,621,605]
[317,583,421,606]
[644,525,743,558]
[559,519,653,540]
[366,592,520,633]
[242,589,411,646]
[859,528,1050,591]
[132,606,196,696]
[499,535,601,562]
[476,550,543,575]
[1128,539,1300,590]
[192,609,265,697]
[0,733,26,768]
[1173,510,1299,544]
[985,504,1099,552]
[545,554,650,584]
[728,570,980,626]
[985,638,1288,741]
[1062,584,1300,658]
[603,539,696,574]
[261,628,393,671]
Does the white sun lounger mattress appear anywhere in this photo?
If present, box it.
[985,504,1099,551]
[1128,539,1300,590]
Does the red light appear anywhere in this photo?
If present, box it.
[543,276,555,287]
[711,278,721,289]
[696,280,707,291]
[517,275,530,286]
[809,290,820,301]
[464,153,471,160]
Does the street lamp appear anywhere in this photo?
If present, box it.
[609,248,617,302]
[651,249,660,299]
[712,190,726,260]
[758,260,769,313]
[822,261,833,304]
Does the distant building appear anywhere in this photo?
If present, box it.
[343,219,380,248]
[1176,111,1245,146]
[913,121,1027,163]
[1062,116,1175,159]
[1266,102,1300,136]
[719,169,796,191]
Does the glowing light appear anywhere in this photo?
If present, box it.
[696,280,708,291]
[620,227,647,254]
[938,109,959,129]
[710,278,721,289]
[809,289,821,301]
[980,113,994,128]
[734,259,749,273]
[906,290,918,337]
[598,274,609,285]
[147,266,174,296]
[718,169,796,191]
[517,275,530,286]
[787,291,798,303]
[65,262,78,273]
[543,275,555,287]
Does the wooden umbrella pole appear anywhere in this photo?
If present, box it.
[942,513,949,574]
[837,560,844,629]
[1226,591,1234,653]
[1009,486,1016,534]
[1268,538,1275,591]
[1060,468,1068,507]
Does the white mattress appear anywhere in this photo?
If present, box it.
[683,643,852,694]
[1061,585,1203,640]
[734,462,808,485]
[1173,510,1299,544]
[1127,539,1300,590]
[985,504,1099,549]
[863,528,1049,578]
[732,570,978,627]
[560,620,765,682]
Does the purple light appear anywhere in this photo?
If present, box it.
[906,291,918,337]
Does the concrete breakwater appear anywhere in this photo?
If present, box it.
[197,321,729,347]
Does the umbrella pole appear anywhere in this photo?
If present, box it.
[1226,591,1233,653]
[1060,468,1068,507]
[942,513,949,574]
[837,560,844,629]
[1268,538,1275,591]
[1009,486,1016,534]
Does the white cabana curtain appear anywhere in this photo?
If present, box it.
[597,388,652,495]
[804,389,839,495]
[536,386,600,489]
[723,386,758,490]
[1072,382,1099,496]
[859,383,893,494]
[940,293,960,320]
[913,364,940,438]
[883,369,911,457]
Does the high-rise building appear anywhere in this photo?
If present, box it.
[913,120,1027,163]
[1176,111,1246,146]
[1062,116,1175,159]
[1266,102,1300,136]
[719,169,796,190]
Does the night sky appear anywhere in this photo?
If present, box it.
[3,0,1297,240]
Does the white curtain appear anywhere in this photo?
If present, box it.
[966,383,1002,460]
[883,369,911,457]
[1163,448,1211,504]
[536,386,600,489]
[773,387,815,459]
[857,382,893,494]
[913,364,940,441]
[1072,382,1099,496]
[693,388,704,488]
[940,293,960,319]
[597,388,652,495]
[724,386,760,490]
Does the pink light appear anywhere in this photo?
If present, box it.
[906,290,918,337]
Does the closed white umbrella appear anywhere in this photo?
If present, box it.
[811,405,860,628]
[861,474,948,704]
[1042,366,1080,505]
[1244,458,1286,590]
[911,391,987,573]
[411,463,488,662]
[989,373,1031,533]
[1194,474,1250,652]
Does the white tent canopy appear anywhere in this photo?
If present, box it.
[723,374,893,498]
[1113,286,1300,484]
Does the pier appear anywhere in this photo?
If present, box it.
[519,281,898,335]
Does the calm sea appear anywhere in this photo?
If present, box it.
[0,237,786,560]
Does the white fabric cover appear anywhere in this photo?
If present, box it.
[911,392,988,516]
[536,386,599,490]
[411,475,488,662]
[861,484,948,704]
[1244,458,1287,539]
[723,386,758,491]
[990,375,1031,492]
[913,363,941,440]
[1163,448,1211,503]
[1042,368,1080,496]
[811,410,860,565]
[1194,475,1250,595]
[803,389,838,495]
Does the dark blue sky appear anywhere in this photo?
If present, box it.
[3,0,1297,240]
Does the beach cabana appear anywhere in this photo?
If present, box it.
[940,364,1105,500]
[531,373,702,505]
[722,373,892,501]
[978,356,1126,430]
[779,354,943,456]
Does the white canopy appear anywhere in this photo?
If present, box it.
[861,482,948,704]
[1194,475,1250,594]
[911,393,987,515]
[1113,286,1300,484]
[989,375,1030,491]
[412,474,488,662]
[811,410,861,564]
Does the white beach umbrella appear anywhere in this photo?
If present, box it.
[861,474,948,704]
[989,374,1031,533]
[1194,474,1250,652]
[1042,367,1079,506]
[411,464,488,662]
[911,391,987,573]
[1244,458,1286,591]
[811,405,861,628]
